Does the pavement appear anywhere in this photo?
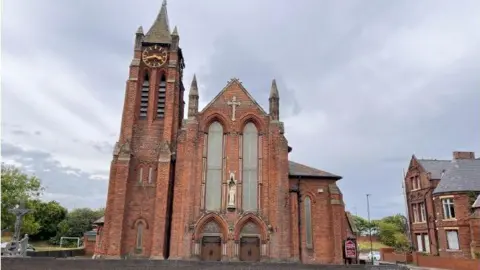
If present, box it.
[377,261,450,270]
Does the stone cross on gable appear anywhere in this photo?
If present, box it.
[227,96,241,121]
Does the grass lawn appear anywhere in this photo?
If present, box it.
[358,240,390,252]
[1,236,82,251]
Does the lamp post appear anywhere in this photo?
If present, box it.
[366,194,373,264]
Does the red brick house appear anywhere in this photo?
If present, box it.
[404,151,480,259]
[94,1,353,264]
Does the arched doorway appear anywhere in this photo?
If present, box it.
[239,222,261,262]
[200,221,222,261]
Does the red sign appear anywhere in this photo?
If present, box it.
[344,239,357,258]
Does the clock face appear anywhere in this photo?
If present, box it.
[142,45,168,68]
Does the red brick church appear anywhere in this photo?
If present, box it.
[93,1,355,264]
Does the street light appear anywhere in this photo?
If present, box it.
[366,194,373,264]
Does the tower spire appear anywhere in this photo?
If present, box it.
[188,74,199,118]
[269,79,280,121]
[269,79,279,99]
[143,0,171,44]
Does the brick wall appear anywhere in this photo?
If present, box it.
[380,248,480,270]
[357,235,379,242]
[84,234,96,256]
[413,252,480,270]
[433,193,474,258]
[379,248,413,264]
[1,258,409,270]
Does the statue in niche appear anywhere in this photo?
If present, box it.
[227,171,237,209]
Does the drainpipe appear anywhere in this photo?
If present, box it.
[289,176,302,262]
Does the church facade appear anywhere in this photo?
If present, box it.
[95,1,351,264]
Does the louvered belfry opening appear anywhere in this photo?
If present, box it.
[157,74,166,118]
[140,72,150,119]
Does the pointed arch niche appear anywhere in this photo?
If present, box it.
[192,214,229,260]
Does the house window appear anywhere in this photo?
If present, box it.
[442,198,455,219]
[424,234,430,253]
[136,222,144,250]
[446,230,459,250]
[412,204,419,222]
[416,234,424,252]
[304,196,313,249]
[419,203,426,222]
[205,121,223,211]
[138,168,143,183]
[148,167,153,184]
[412,176,421,190]
[416,233,430,253]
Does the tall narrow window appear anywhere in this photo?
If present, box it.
[442,198,455,219]
[412,204,419,222]
[157,75,166,118]
[304,196,313,248]
[419,203,426,222]
[148,167,153,184]
[136,223,144,250]
[138,168,143,183]
[242,122,258,211]
[205,121,223,210]
[140,73,149,119]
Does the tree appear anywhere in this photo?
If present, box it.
[51,208,104,245]
[28,200,68,241]
[352,215,377,236]
[1,164,44,235]
[376,214,411,251]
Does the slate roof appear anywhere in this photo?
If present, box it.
[93,216,104,224]
[432,159,480,194]
[288,161,341,179]
[417,159,452,179]
[143,0,172,44]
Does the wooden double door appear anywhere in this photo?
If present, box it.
[201,236,222,261]
[239,236,260,262]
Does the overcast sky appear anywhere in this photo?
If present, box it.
[2,0,479,219]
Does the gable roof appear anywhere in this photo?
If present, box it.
[345,211,359,234]
[200,78,268,115]
[288,160,341,179]
[473,195,480,208]
[433,159,480,194]
[417,159,451,179]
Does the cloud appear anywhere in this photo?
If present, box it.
[2,0,480,219]
[1,142,107,210]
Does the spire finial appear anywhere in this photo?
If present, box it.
[136,26,144,34]
[189,74,198,96]
[172,25,179,36]
[269,79,279,99]
[143,0,171,44]
[188,74,199,118]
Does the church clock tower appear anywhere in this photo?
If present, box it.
[100,0,185,259]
